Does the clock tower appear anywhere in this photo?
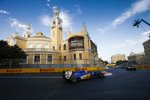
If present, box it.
[50,6,62,51]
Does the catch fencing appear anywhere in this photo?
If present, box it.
[0,59,105,69]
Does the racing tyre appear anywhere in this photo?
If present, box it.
[70,75,77,83]
[90,74,93,79]
[98,73,104,78]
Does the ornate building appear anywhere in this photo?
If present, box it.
[143,37,150,64]
[127,52,147,65]
[7,6,101,67]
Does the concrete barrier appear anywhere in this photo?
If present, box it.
[0,67,106,74]
[135,65,150,70]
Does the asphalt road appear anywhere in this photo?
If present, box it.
[0,68,150,100]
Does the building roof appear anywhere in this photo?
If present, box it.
[143,39,150,44]
[30,35,50,39]
[129,52,145,57]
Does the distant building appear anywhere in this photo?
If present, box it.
[127,52,147,65]
[111,54,126,63]
[143,38,150,64]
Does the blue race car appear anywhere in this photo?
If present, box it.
[62,70,104,83]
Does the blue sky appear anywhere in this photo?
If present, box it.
[0,0,150,62]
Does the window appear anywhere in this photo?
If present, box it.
[73,54,76,60]
[64,44,66,50]
[70,40,83,47]
[79,53,82,60]
[91,40,97,52]
[36,43,41,51]
[68,37,84,49]
[53,46,55,50]
[64,56,66,61]
[59,46,61,51]
[34,56,40,62]
[27,35,30,38]
[36,43,41,48]
[28,43,33,48]
[45,44,49,48]
[48,55,52,62]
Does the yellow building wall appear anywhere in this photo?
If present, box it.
[50,28,62,50]
[26,39,50,49]
[41,54,46,64]
[27,54,33,64]
[15,38,27,49]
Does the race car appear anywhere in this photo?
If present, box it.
[62,70,105,83]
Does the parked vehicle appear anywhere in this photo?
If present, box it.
[126,66,136,71]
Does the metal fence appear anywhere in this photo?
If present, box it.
[0,59,105,69]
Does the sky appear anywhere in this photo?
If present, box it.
[0,0,150,62]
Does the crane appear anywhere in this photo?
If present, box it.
[133,19,150,38]
[133,19,150,27]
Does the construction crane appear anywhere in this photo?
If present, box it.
[133,19,150,27]
[133,18,150,38]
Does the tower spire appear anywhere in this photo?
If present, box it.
[23,23,32,38]
[53,6,59,18]
[82,22,87,34]
[51,6,62,29]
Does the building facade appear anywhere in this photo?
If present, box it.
[7,6,101,67]
[127,52,147,65]
[111,54,126,64]
[143,39,150,64]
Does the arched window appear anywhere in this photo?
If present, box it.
[45,44,49,48]
[36,43,41,51]
[79,53,82,60]
[28,43,33,48]
[63,44,66,50]
[53,46,55,50]
[64,56,66,61]
[73,54,76,60]
[36,43,41,48]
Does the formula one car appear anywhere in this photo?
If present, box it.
[62,70,104,83]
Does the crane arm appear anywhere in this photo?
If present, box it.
[141,19,150,26]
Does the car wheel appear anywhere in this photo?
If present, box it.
[70,75,77,83]
[98,73,104,78]
[90,74,93,79]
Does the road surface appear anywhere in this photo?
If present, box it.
[0,68,150,100]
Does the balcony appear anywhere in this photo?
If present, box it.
[24,48,55,52]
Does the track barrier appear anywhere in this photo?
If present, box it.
[135,65,150,70]
[0,67,106,74]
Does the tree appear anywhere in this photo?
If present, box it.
[99,58,108,65]
[116,60,128,65]
[0,40,26,59]
[0,40,27,68]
